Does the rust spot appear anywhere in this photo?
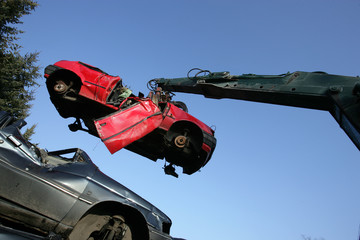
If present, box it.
[287,72,300,84]
[174,135,187,148]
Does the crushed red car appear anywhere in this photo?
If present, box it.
[44,60,216,177]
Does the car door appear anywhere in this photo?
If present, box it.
[0,147,95,223]
[94,97,163,154]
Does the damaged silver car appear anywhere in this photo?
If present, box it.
[0,111,173,240]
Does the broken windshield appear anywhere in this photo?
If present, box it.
[40,148,89,167]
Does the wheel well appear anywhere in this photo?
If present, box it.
[46,69,82,94]
[166,121,203,148]
[79,201,149,240]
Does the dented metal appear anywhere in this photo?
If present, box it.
[44,61,217,176]
[0,111,173,239]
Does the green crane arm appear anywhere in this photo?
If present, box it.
[152,69,360,150]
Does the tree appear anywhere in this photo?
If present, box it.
[0,0,40,140]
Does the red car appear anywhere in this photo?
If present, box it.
[44,60,216,177]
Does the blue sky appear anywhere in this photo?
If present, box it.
[16,0,360,239]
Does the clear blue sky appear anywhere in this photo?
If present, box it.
[16,0,360,239]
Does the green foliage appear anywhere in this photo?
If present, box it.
[0,0,39,139]
[22,122,36,141]
[0,0,38,52]
[0,51,40,118]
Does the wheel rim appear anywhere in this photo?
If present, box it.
[174,135,187,148]
[53,80,69,94]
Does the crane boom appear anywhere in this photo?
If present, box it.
[153,69,360,150]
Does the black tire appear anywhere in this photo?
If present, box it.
[67,213,133,240]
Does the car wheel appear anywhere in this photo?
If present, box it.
[68,213,133,240]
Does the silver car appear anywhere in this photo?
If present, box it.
[0,111,173,240]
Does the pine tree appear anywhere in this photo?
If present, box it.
[0,0,40,140]
[0,0,39,118]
